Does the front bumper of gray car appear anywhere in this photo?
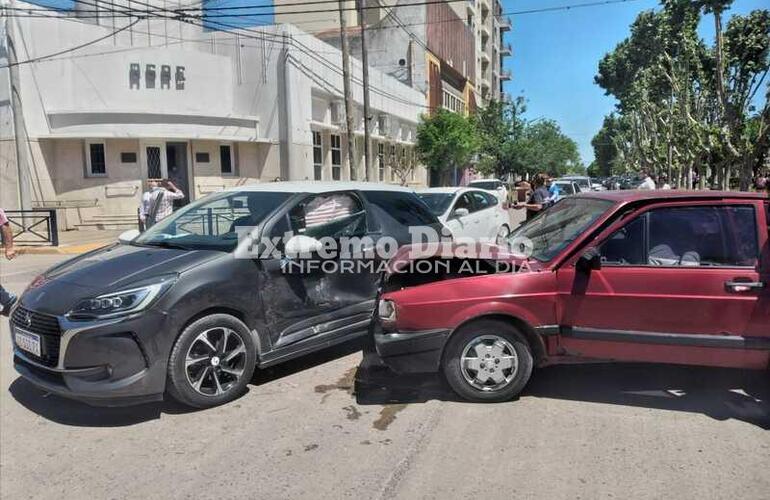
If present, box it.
[11,304,170,407]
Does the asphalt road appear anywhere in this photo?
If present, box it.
[1,254,769,500]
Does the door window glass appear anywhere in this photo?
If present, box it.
[453,193,474,214]
[289,193,366,240]
[363,191,438,227]
[470,191,491,211]
[599,205,758,267]
[600,216,645,265]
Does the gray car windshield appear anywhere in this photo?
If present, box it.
[509,197,613,261]
[134,191,291,252]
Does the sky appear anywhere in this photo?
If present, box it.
[23,0,770,164]
[502,0,769,164]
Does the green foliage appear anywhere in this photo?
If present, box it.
[510,120,582,177]
[592,0,770,190]
[474,98,526,177]
[416,109,480,179]
[591,113,627,176]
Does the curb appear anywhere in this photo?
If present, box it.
[15,242,111,255]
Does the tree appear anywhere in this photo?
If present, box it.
[474,97,527,177]
[416,109,480,186]
[591,113,626,176]
[512,120,582,177]
[593,0,770,190]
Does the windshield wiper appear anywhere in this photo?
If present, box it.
[142,240,194,251]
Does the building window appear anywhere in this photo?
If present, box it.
[120,152,136,163]
[86,141,106,176]
[312,131,323,181]
[378,143,385,181]
[220,145,233,175]
[330,134,342,181]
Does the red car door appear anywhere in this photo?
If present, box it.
[556,199,770,369]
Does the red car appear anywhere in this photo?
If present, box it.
[374,191,770,402]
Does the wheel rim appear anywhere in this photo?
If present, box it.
[460,334,518,392]
[185,327,247,397]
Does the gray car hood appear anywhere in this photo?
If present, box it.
[21,243,222,315]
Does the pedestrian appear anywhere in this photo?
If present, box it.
[513,173,550,221]
[140,179,185,229]
[547,176,562,204]
[0,209,18,316]
[638,169,656,190]
[658,174,671,190]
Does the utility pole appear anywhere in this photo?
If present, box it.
[4,0,32,210]
[356,0,372,182]
[338,1,357,180]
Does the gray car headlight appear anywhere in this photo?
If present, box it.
[68,276,176,320]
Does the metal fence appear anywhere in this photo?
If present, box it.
[4,210,59,246]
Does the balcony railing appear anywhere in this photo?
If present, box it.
[500,43,512,56]
[500,69,512,81]
[499,16,511,31]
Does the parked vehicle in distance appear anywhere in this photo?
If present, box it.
[552,180,582,196]
[560,175,592,192]
[418,187,511,243]
[11,182,442,408]
[467,179,509,206]
[374,191,770,402]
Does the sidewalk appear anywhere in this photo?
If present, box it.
[13,229,124,255]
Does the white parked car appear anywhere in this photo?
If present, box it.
[560,175,592,192]
[552,180,582,197]
[467,179,509,206]
[418,187,511,243]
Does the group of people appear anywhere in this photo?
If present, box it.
[638,170,672,190]
[512,173,561,221]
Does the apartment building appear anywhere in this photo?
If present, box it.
[275,0,512,109]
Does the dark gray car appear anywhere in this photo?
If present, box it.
[11,182,441,408]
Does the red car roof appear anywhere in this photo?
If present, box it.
[577,189,767,203]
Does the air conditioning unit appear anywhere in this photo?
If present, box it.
[378,114,391,137]
[330,101,345,124]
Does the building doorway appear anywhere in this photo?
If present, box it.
[166,142,190,208]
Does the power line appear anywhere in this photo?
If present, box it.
[1,18,142,68]
[9,0,647,16]
[6,0,650,26]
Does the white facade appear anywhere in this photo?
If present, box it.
[0,2,426,228]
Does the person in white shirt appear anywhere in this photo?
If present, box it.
[140,179,185,229]
[657,174,672,190]
[638,170,656,190]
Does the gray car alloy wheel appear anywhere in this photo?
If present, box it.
[185,327,247,397]
[460,334,519,392]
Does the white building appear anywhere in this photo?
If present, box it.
[0,1,426,229]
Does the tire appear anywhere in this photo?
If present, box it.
[167,313,257,408]
[442,319,533,403]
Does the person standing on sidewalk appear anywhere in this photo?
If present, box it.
[0,209,18,316]
[140,179,185,229]
[638,169,656,190]
[513,173,550,221]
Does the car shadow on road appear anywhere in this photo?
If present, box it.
[354,361,770,430]
[7,338,367,427]
[7,377,197,427]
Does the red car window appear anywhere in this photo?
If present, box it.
[598,204,758,268]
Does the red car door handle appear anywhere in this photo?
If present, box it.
[725,280,765,293]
